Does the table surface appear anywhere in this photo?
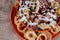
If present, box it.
[0,0,60,40]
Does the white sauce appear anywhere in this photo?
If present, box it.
[48,0,54,2]
[51,9,54,12]
[19,15,27,22]
[18,0,58,29]
[28,21,38,26]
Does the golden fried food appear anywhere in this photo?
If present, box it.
[24,31,37,40]
[17,22,26,32]
[14,16,20,25]
[14,12,20,25]
[37,31,52,40]
[51,1,59,9]
[56,8,60,15]
[57,26,60,31]
[51,27,59,34]
[23,28,33,34]
[17,25,23,32]
[38,23,49,30]
[13,0,60,40]
[14,1,19,8]
[24,9,31,18]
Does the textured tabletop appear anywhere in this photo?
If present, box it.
[0,0,60,40]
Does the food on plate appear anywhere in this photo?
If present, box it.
[13,0,60,40]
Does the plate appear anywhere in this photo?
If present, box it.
[10,0,60,40]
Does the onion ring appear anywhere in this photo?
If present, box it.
[24,31,37,40]
[23,27,33,34]
[51,27,59,34]
[17,22,26,32]
[14,16,20,25]
[37,31,52,40]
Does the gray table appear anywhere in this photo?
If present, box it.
[0,0,60,40]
